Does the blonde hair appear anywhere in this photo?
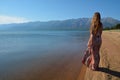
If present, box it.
[90,12,102,35]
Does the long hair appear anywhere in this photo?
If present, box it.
[90,12,102,35]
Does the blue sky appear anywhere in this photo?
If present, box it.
[0,0,120,24]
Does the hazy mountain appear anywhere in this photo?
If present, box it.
[102,17,120,27]
[0,17,120,31]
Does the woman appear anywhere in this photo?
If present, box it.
[82,12,103,70]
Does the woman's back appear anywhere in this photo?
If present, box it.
[93,27,102,46]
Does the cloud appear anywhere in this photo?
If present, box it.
[0,15,30,24]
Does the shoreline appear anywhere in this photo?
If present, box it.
[77,64,87,80]
[78,30,120,80]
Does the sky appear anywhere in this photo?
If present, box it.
[0,0,120,24]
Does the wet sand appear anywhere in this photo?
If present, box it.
[0,50,84,80]
[78,30,120,80]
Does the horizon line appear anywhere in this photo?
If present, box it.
[0,17,119,25]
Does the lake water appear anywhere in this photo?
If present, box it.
[0,31,89,80]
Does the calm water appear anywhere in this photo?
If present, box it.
[0,31,89,80]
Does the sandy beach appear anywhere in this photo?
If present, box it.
[78,30,120,80]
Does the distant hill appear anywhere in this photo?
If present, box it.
[0,17,120,31]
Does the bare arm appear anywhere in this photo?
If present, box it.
[87,34,94,47]
[87,25,94,47]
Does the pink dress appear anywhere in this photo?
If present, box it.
[82,29,102,70]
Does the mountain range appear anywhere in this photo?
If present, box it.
[0,17,120,31]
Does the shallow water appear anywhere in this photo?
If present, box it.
[0,31,89,80]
